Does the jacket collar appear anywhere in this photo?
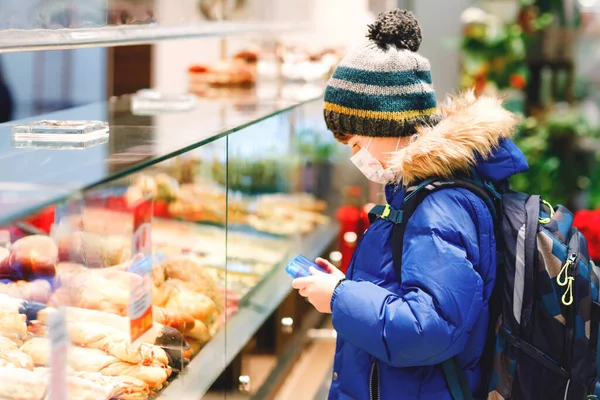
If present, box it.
[389,90,520,186]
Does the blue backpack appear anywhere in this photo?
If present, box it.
[369,175,600,400]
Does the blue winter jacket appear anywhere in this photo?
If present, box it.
[328,95,529,400]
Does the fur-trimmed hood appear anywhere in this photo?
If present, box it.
[389,90,528,186]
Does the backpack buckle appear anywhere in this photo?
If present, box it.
[381,204,391,219]
[382,205,403,224]
[368,204,403,224]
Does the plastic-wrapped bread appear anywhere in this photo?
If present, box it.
[2,334,23,347]
[52,263,141,316]
[153,305,195,333]
[22,338,114,371]
[79,373,150,400]
[100,360,170,390]
[0,310,27,336]
[184,319,211,344]
[21,338,169,391]
[160,256,224,313]
[38,306,190,353]
[19,338,51,367]
[0,293,27,312]
[67,321,142,364]
[0,336,19,352]
[27,367,150,400]
[0,280,52,304]
[160,279,217,324]
[70,345,169,389]
[0,347,34,370]
[64,374,112,400]
[56,231,131,268]
[0,367,47,400]
[0,235,58,281]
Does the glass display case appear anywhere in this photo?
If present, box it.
[0,3,361,397]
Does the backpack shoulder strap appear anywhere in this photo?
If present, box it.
[369,178,500,281]
[442,358,475,400]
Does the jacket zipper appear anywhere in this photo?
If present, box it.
[369,361,380,400]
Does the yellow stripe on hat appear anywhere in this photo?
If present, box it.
[324,102,437,121]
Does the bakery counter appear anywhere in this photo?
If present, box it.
[160,223,338,399]
[0,82,350,399]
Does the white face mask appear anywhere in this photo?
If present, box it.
[350,138,398,184]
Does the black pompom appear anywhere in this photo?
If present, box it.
[367,9,422,52]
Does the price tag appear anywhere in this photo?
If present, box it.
[48,308,68,400]
[132,195,153,257]
[129,196,153,343]
[128,256,153,344]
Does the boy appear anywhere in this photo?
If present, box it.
[292,9,529,400]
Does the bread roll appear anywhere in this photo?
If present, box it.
[153,306,195,333]
[184,319,211,344]
[5,235,58,280]
[21,338,169,391]
[56,231,130,268]
[0,310,27,336]
[0,280,52,303]
[0,367,47,400]
[0,336,19,352]
[161,257,224,313]
[159,279,217,324]
[68,322,141,364]
[0,350,34,370]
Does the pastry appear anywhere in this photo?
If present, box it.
[184,319,211,344]
[67,321,145,364]
[56,231,131,268]
[100,360,170,390]
[52,263,141,316]
[39,306,189,352]
[21,338,169,391]
[0,279,52,303]
[0,235,57,281]
[153,306,195,333]
[160,256,224,313]
[0,336,19,352]
[0,366,47,400]
[0,310,27,336]
[160,279,217,324]
[0,341,34,370]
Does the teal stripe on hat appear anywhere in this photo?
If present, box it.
[332,66,432,87]
[324,86,437,113]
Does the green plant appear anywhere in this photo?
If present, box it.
[459,5,551,94]
[511,107,600,208]
[296,129,337,164]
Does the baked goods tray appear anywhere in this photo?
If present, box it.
[158,223,338,399]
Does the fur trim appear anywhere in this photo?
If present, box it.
[389,89,520,186]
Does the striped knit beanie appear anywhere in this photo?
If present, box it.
[324,9,439,138]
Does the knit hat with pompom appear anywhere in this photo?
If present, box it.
[324,9,439,138]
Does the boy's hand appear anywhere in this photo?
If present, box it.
[315,257,346,279]
[292,263,343,314]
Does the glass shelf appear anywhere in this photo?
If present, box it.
[0,21,307,53]
[159,223,339,399]
[0,182,77,227]
[0,83,324,226]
